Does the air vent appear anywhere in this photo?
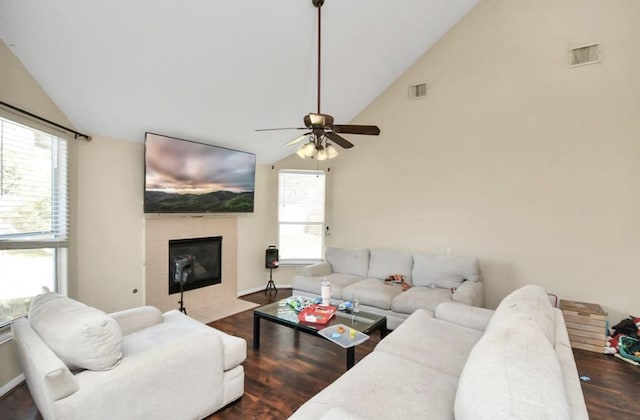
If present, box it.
[409,83,427,99]
[570,43,601,67]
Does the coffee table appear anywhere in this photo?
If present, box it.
[253,299,387,370]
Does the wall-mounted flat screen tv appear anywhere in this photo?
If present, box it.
[144,132,256,213]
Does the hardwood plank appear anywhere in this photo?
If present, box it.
[1,289,638,420]
[572,348,640,418]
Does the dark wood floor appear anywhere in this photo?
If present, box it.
[1,289,639,419]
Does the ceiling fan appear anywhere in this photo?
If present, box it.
[256,0,381,160]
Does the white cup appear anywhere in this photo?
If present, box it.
[321,279,331,306]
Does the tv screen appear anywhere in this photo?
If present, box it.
[144,132,256,213]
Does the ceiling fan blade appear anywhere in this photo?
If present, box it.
[304,113,335,128]
[256,127,307,132]
[286,133,311,146]
[325,132,354,149]
[332,124,381,135]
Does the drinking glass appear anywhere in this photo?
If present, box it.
[352,299,360,323]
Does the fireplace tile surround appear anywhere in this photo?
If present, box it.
[144,216,239,319]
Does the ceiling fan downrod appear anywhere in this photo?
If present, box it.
[313,0,324,115]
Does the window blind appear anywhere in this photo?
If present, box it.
[278,169,325,263]
[0,116,69,249]
[0,116,69,329]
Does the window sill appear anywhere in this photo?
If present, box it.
[0,327,13,345]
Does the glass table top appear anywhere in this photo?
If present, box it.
[254,298,386,334]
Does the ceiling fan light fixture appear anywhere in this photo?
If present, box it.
[297,141,316,159]
[316,146,329,161]
[326,143,339,159]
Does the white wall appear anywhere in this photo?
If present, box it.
[74,136,145,311]
[315,0,639,321]
[237,164,279,292]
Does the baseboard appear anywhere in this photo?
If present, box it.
[238,284,292,297]
[0,374,24,398]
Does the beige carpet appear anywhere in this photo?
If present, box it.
[188,299,259,324]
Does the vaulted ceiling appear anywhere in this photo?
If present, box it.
[0,0,479,163]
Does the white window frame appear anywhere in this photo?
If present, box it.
[0,114,69,343]
[277,169,326,265]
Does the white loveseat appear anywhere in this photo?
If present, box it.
[289,285,589,419]
[292,247,484,329]
[11,292,246,420]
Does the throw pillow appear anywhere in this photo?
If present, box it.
[367,249,413,284]
[29,292,123,371]
[412,254,480,289]
[325,247,370,277]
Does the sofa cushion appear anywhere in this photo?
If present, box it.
[454,315,570,419]
[292,273,363,300]
[375,309,483,377]
[123,310,246,371]
[367,249,413,284]
[164,310,246,371]
[289,351,459,420]
[485,284,556,346]
[412,255,479,289]
[390,286,452,314]
[28,292,123,371]
[341,279,403,310]
[325,247,370,278]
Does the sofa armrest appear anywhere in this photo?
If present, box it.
[59,332,227,419]
[109,306,163,336]
[11,317,79,418]
[299,261,332,277]
[435,302,494,331]
[452,280,484,307]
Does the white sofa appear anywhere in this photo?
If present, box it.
[292,247,484,329]
[289,285,589,420]
[11,292,246,420]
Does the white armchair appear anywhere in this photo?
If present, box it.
[11,292,246,420]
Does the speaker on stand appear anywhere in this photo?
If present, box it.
[265,245,278,294]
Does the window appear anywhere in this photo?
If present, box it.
[278,169,325,264]
[0,116,68,333]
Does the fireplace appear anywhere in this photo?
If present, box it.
[168,236,222,295]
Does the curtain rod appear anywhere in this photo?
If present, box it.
[0,100,91,141]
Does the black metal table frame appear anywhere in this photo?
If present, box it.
[253,307,387,370]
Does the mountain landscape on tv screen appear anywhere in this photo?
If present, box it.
[144,133,256,213]
[144,190,254,213]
